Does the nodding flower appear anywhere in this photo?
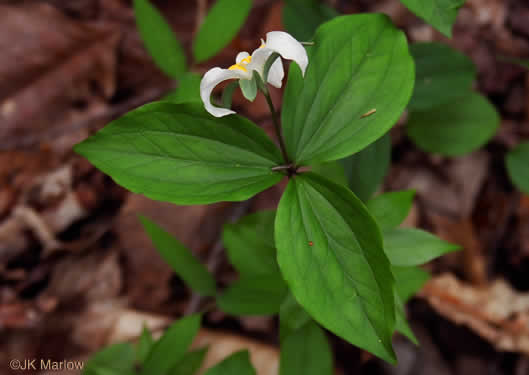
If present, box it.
[200,31,308,117]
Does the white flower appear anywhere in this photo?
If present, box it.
[200,31,309,117]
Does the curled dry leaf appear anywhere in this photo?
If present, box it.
[420,274,529,355]
[0,164,90,262]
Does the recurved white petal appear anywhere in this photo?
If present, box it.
[265,31,308,75]
[200,67,245,117]
[248,47,273,77]
[267,57,284,88]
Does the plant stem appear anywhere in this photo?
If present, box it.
[263,89,291,165]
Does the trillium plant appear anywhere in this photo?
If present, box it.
[78,2,466,373]
[200,31,308,118]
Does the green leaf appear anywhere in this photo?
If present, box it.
[282,0,338,41]
[399,0,466,37]
[193,0,252,63]
[409,42,476,111]
[392,266,430,344]
[367,190,415,231]
[239,77,258,102]
[139,216,216,296]
[203,351,256,375]
[133,0,186,79]
[506,141,529,195]
[279,321,333,375]
[217,275,288,316]
[164,73,202,104]
[384,228,460,267]
[342,133,391,201]
[395,294,418,345]
[141,314,201,375]
[311,161,348,186]
[169,348,208,375]
[407,92,500,156]
[136,325,155,364]
[279,293,312,341]
[223,211,278,277]
[393,266,431,302]
[275,173,396,363]
[282,14,414,165]
[74,102,283,205]
[83,343,136,375]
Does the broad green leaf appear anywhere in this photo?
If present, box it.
[311,161,348,186]
[223,211,278,277]
[83,343,135,375]
[164,73,201,104]
[140,216,216,296]
[133,0,186,79]
[395,294,418,345]
[392,266,430,344]
[367,190,415,231]
[75,102,283,205]
[217,275,288,316]
[141,314,201,375]
[384,228,460,267]
[136,325,154,364]
[282,14,414,165]
[393,266,431,302]
[203,351,256,375]
[282,0,338,41]
[409,42,476,111]
[407,93,500,156]
[275,173,396,363]
[279,321,333,375]
[279,293,312,341]
[506,141,529,195]
[342,133,391,201]
[193,0,252,62]
[399,0,466,37]
[169,348,208,375]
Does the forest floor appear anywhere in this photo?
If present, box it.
[1,0,529,374]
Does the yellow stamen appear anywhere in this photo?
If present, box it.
[229,64,247,72]
[228,56,252,72]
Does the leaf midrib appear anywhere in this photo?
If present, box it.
[299,180,389,346]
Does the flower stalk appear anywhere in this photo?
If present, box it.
[262,87,291,166]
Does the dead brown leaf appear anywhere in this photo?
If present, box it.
[114,193,217,311]
[420,274,529,355]
[0,3,120,149]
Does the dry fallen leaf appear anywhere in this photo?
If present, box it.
[64,306,279,375]
[0,3,120,149]
[420,274,529,355]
